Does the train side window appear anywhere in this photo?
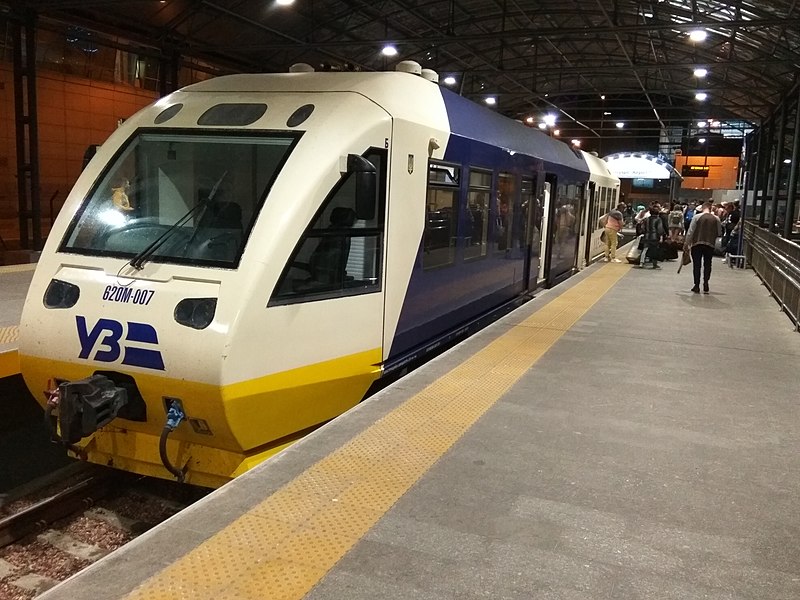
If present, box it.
[464,169,491,261]
[494,172,516,253]
[424,162,460,270]
[270,149,386,305]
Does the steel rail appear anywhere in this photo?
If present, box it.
[0,471,122,548]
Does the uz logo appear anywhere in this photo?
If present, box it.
[76,316,165,370]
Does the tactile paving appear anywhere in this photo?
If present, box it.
[125,263,629,600]
[0,326,19,345]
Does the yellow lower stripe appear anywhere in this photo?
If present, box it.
[0,350,20,379]
[125,263,630,600]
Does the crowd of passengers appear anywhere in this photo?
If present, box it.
[601,199,742,268]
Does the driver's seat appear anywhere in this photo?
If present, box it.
[308,207,356,287]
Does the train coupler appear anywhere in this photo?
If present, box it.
[45,374,129,445]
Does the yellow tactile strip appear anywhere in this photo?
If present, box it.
[125,263,630,600]
[0,326,19,345]
[0,263,37,273]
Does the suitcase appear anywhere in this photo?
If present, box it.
[626,236,643,264]
[660,240,679,260]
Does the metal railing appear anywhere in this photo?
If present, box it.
[744,221,800,331]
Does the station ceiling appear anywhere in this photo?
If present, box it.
[5,1,800,154]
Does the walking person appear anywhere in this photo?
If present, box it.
[639,204,666,269]
[602,202,625,262]
[684,201,722,294]
[667,204,684,242]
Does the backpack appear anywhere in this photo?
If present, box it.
[645,215,662,243]
[684,209,695,224]
[668,210,683,228]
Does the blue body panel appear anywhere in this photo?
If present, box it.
[441,88,589,179]
[387,89,591,362]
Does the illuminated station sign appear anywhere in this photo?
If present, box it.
[681,164,710,177]
[603,153,678,180]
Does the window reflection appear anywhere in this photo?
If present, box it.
[424,162,460,269]
[465,169,491,260]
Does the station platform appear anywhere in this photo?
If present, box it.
[0,263,36,379]
[36,256,800,599]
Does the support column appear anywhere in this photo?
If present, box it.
[768,101,788,232]
[750,124,765,221]
[758,117,774,227]
[783,88,800,238]
[11,9,42,250]
[158,50,181,98]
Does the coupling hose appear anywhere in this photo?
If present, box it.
[159,402,186,482]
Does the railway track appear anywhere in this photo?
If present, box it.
[0,464,210,599]
[0,470,122,549]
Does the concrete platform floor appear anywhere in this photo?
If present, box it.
[40,257,800,600]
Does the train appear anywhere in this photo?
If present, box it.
[19,62,619,487]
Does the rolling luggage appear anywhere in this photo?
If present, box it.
[660,240,679,260]
[626,235,643,264]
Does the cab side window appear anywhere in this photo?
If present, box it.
[270,150,386,304]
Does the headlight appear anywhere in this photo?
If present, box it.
[43,279,80,309]
[174,298,217,329]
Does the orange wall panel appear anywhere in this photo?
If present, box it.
[0,62,157,234]
[675,155,739,190]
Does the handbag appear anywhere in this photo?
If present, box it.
[677,248,691,273]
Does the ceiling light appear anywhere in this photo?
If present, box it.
[689,30,707,42]
[571,139,581,147]
[381,45,398,57]
[698,138,706,143]
[443,75,456,85]
[697,121,707,127]
[785,159,792,164]
[485,97,497,105]
[538,123,547,130]
[600,94,605,100]
[525,116,534,124]
[643,11,653,17]
[693,67,708,78]
[616,122,624,128]
[543,113,557,127]
[276,0,294,4]
[711,120,721,127]
[553,129,560,136]
[603,111,612,116]
[695,92,708,101]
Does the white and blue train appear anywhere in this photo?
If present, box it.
[19,62,619,487]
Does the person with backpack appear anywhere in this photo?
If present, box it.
[639,203,667,269]
[683,202,696,233]
[668,204,684,241]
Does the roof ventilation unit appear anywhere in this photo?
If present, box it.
[420,69,439,83]
[395,60,422,75]
[289,63,315,73]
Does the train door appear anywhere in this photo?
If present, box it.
[578,182,594,268]
[520,176,537,290]
[546,181,581,287]
[537,180,552,283]
[582,183,596,266]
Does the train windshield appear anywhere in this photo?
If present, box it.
[60,130,299,268]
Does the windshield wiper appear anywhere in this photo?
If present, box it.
[129,171,228,270]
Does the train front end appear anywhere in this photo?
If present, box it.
[17,72,423,487]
